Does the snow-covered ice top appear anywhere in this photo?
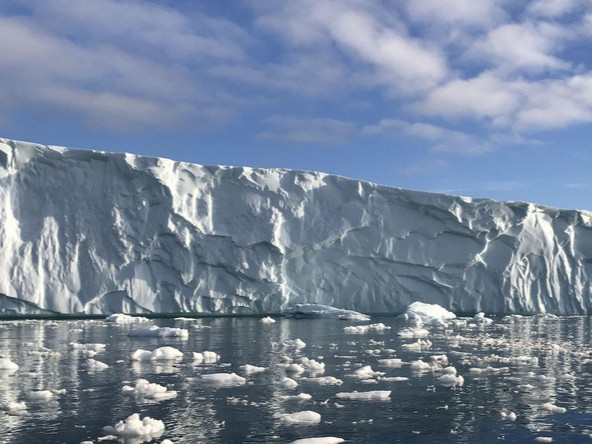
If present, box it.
[0,137,592,315]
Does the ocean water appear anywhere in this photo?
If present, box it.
[1,314,592,443]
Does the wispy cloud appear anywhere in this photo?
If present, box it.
[258,116,356,144]
[0,0,592,148]
[363,119,495,155]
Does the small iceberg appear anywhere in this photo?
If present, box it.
[400,302,456,325]
[287,304,370,321]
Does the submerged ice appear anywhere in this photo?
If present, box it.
[0,138,591,315]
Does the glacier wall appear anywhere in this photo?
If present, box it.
[0,137,591,315]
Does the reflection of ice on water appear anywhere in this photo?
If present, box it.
[1,315,592,441]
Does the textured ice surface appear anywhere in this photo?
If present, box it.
[1,138,592,315]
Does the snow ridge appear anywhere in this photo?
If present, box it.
[0,138,591,315]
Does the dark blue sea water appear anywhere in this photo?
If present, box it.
[1,315,592,443]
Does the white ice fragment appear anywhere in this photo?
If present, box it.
[25,390,54,401]
[288,304,370,321]
[541,403,566,414]
[501,411,517,420]
[282,393,312,401]
[534,438,553,443]
[241,364,267,375]
[1,401,27,413]
[410,360,432,372]
[472,312,494,325]
[202,373,246,387]
[279,377,299,389]
[400,302,456,325]
[290,438,344,444]
[260,316,276,324]
[102,413,165,439]
[336,390,391,401]
[0,357,18,371]
[377,358,403,368]
[129,326,189,339]
[398,327,430,338]
[105,313,149,324]
[85,359,109,372]
[350,366,384,380]
[278,411,321,425]
[343,323,390,334]
[438,374,464,387]
[301,376,343,386]
[192,351,220,365]
[122,379,177,401]
[401,339,432,352]
[130,347,183,362]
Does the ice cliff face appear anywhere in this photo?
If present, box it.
[0,138,591,315]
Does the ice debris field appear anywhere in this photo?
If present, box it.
[1,138,592,316]
[1,302,592,443]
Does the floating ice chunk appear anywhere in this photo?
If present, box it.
[25,390,54,401]
[288,304,370,321]
[500,411,517,420]
[104,313,149,324]
[85,359,109,372]
[130,347,183,362]
[298,357,325,375]
[377,358,403,368]
[1,401,27,414]
[380,376,409,382]
[541,402,566,414]
[343,323,390,334]
[121,379,177,401]
[398,327,430,338]
[102,413,165,439]
[279,377,299,389]
[129,326,189,339]
[469,366,507,375]
[472,312,494,325]
[336,390,391,401]
[68,342,107,353]
[241,364,267,375]
[0,357,18,371]
[400,302,456,325]
[350,366,384,380]
[202,373,246,387]
[192,351,220,365]
[260,316,276,324]
[290,437,344,444]
[438,374,464,387]
[534,437,553,443]
[301,376,343,386]
[410,360,432,372]
[401,339,432,351]
[286,363,305,374]
[273,338,307,351]
[278,411,321,425]
[282,393,312,401]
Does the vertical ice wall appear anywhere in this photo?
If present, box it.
[0,138,591,315]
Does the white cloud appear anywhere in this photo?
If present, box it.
[0,1,246,131]
[364,119,494,155]
[405,0,507,29]
[258,116,356,144]
[253,0,448,93]
[466,22,570,74]
[526,0,583,17]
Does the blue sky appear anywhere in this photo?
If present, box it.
[1,0,591,210]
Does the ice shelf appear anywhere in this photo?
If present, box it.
[0,137,591,315]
